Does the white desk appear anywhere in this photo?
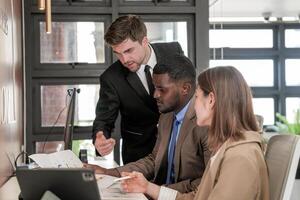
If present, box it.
[292,180,300,200]
[0,177,20,200]
[1,177,299,200]
[0,157,146,200]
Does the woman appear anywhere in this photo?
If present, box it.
[121,66,269,200]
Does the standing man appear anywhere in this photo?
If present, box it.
[86,54,210,193]
[93,15,184,164]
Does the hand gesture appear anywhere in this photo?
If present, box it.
[121,171,149,193]
[94,131,116,156]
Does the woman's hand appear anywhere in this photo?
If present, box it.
[121,171,161,199]
[121,171,149,193]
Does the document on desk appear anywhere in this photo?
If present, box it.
[97,175,147,200]
[29,150,83,168]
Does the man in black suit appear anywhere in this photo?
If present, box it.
[92,15,184,164]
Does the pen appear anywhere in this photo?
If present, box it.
[106,176,133,189]
[113,176,133,182]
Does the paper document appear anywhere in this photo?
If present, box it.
[97,175,147,200]
[29,150,83,168]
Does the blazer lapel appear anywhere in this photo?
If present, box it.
[126,71,157,109]
[154,113,174,184]
[173,97,196,182]
[126,72,148,97]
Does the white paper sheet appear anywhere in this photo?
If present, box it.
[97,175,147,200]
[29,150,83,168]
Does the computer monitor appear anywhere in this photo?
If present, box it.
[63,88,78,150]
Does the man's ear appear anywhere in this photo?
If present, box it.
[181,82,192,95]
[142,36,148,46]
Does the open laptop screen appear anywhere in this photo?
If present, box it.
[16,168,100,200]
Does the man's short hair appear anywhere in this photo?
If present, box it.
[104,15,147,45]
[153,54,196,86]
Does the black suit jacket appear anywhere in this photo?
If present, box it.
[92,42,184,163]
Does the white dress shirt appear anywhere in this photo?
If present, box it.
[136,45,157,94]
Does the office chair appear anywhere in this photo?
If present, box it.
[255,114,264,132]
[265,134,300,200]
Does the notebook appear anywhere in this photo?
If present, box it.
[16,168,100,200]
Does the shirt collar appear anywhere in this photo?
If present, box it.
[147,44,157,69]
[138,45,157,74]
[175,100,191,123]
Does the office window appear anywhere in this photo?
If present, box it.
[120,0,192,4]
[209,29,273,48]
[41,84,99,127]
[209,24,300,127]
[40,22,105,64]
[210,60,274,87]
[145,22,188,56]
[285,59,300,86]
[253,98,275,125]
[51,0,105,2]
[124,0,187,1]
[286,98,300,123]
[35,141,64,153]
[35,139,97,158]
[35,0,109,6]
[285,29,300,48]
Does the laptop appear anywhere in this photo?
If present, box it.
[16,168,101,200]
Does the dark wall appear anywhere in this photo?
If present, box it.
[0,0,23,186]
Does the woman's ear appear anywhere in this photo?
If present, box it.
[208,92,215,109]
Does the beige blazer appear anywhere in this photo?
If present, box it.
[175,131,269,200]
[113,97,210,193]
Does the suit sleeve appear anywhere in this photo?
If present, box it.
[92,74,120,142]
[114,117,162,179]
[114,147,157,180]
[174,154,253,200]
[167,178,200,194]
[175,190,197,200]
[206,154,259,200]
[167,126,210,193]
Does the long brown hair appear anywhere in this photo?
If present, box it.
[197,66,259,151]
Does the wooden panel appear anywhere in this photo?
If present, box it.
[0,0,23,186]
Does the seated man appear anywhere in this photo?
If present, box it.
[85,54,210,193]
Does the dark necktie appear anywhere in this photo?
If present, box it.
[144,65,155,96]
[166,117,180,184]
